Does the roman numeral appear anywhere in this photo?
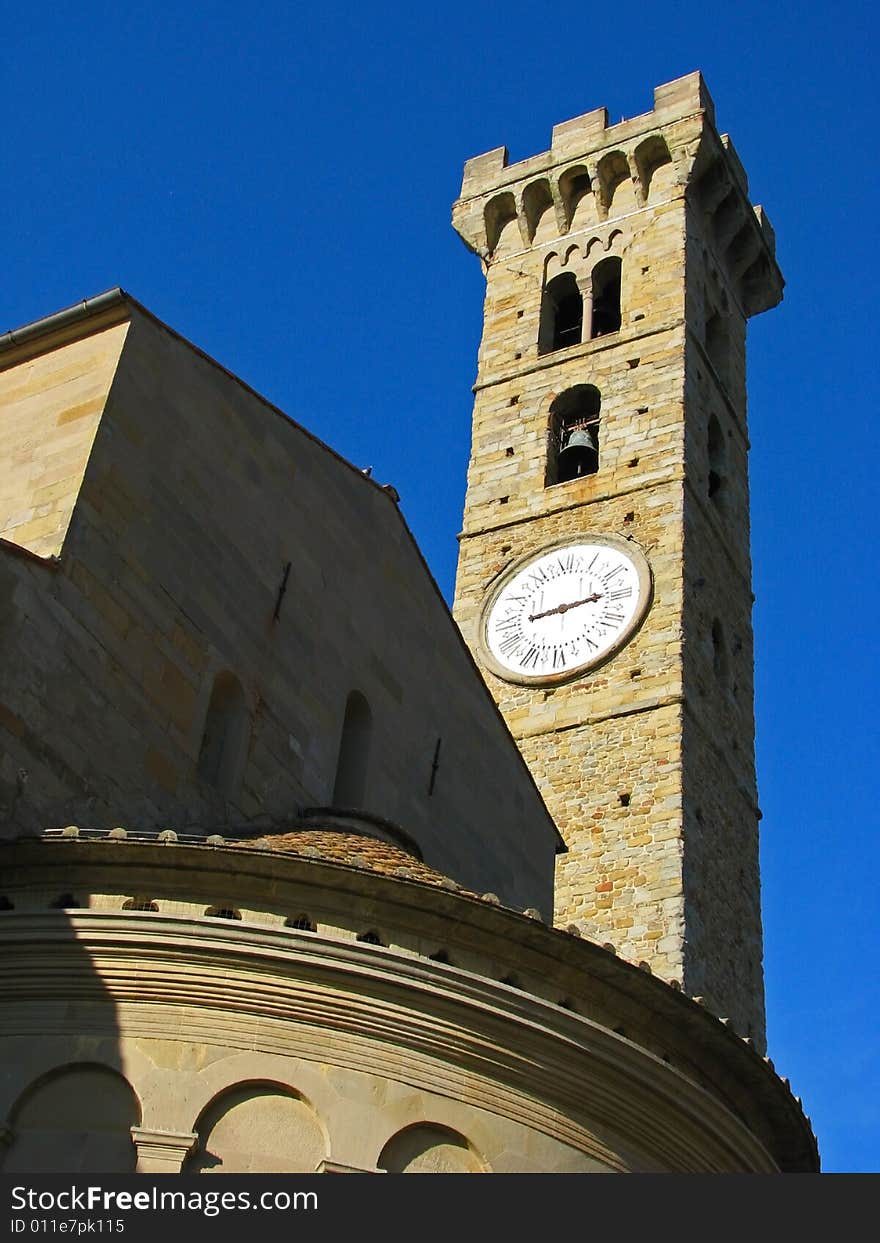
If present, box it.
[499,633,523,656]
[521,646,540,668]
[608,587,632,600]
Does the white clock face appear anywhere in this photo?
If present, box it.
[481,537,651,684]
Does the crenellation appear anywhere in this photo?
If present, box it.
[456,72,714,211]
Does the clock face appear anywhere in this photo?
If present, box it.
[480,536,651,684]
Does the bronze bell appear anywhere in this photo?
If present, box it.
[558,426,598,478]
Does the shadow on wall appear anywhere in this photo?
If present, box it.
[0,907,133,1173]
[0,901,486,1174]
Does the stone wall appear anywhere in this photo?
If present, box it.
[0,302,558,912]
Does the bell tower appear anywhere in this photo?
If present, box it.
[451,73,783,1049]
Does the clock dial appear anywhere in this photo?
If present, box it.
[481,536,651,684]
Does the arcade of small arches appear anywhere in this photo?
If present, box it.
[0,1065,486,1174]
[483,134,676,256]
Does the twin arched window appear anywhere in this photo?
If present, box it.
[538,257,622,355]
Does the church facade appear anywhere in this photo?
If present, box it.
[0,73,819,1173]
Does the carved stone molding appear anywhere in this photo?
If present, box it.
[131,1127,197,1174]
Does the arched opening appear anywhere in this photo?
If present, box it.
[484,192,518,255]
[707,414,726,503]
[559,165,592,229]
[49,893,81,909]
[379,1123,485,1174]
[546,386,601,485]
[538,272,583,354]
[597,150,637,216]
[634,135,674,202]
[3,1064,140,1173]
[122,897,159,912]
[356,929,385,946]
[522,179,553,242]
[332,691,372,808]
[184,1083,326,1174]
[197,672,249,799]
[591,257,622,337]
[205,905,242,920]
[286,915,316,932]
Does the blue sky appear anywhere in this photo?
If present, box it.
[2,2,876,1173]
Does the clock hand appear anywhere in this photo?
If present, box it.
[528,592,603,622]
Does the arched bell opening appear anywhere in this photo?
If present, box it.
[546,386,601,486]
[538,272,583,354]
[590,257,622,338]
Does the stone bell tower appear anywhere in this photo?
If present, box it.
[451,72,783,1050]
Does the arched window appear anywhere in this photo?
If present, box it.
[332,691,372,808]
[356,929,385,946]
[707,415,726,503]
[49,893,80,910]
[197,672,249,798]
[122,897,159,912]
[546,386,601,485]
[286,915,316,932]
[590,257,622,337]
[538,273,583,354]
[205,906,242,921]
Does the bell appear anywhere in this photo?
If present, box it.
[558,426,598,478]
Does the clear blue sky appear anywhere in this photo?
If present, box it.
[2,2,876,1174]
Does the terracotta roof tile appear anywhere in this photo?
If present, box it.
[230,830,471,892]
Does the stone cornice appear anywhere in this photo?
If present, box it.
[0,837,818,1171]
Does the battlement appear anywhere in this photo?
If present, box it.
[460,72,715,200]
[453,71,782,317]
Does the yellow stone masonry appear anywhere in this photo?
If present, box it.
[0,321,129,558]
[451,72,783,1050]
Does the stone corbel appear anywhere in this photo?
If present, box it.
[550,182,568,236]
[513,191,532,248]
[586,161,606,221]
[130,1127,198,1174]
[627,152,647,207]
